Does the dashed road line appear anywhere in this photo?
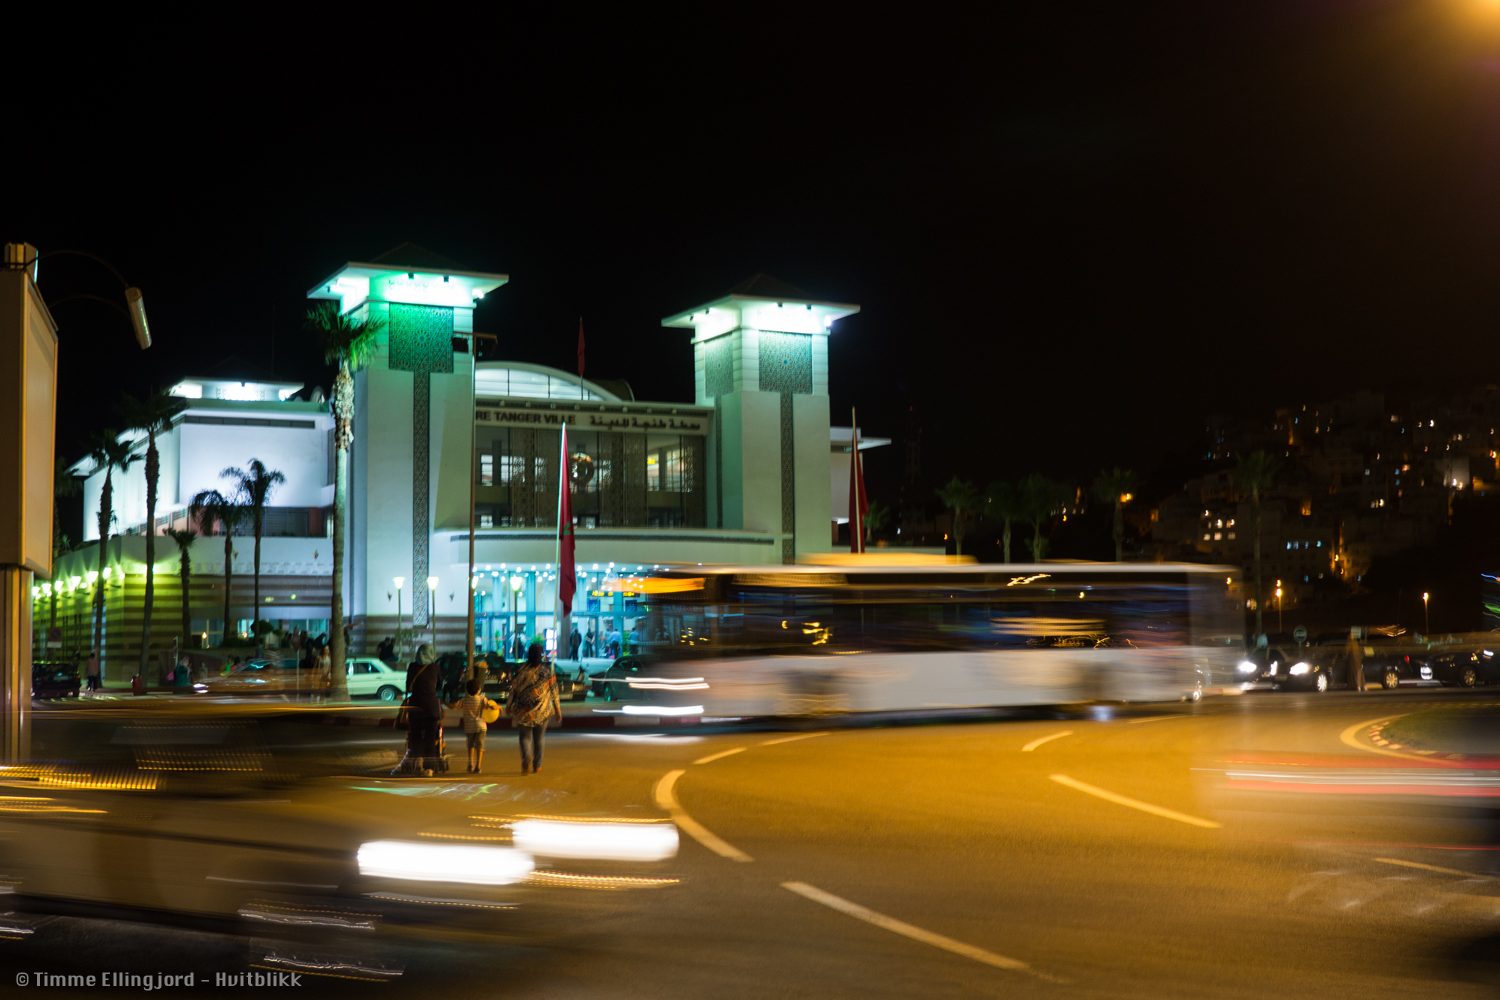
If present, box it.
[760,732,831,747]
[653,769,753,862]
[781,881,1064,983]
[1021,731,1072,752]
[694,747,747,765]
[1128,715,1187,725]
[1049,774,1221,829]
[1374,857,1485,878]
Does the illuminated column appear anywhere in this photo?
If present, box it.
[663,282,857,563]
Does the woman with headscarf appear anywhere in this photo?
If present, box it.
[507,643,561,775]
[400,643,444,775]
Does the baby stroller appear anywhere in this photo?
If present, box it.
[392,705,450,776]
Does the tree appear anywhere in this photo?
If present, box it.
[165,528,197,653]
[221,458,286,611]
[935,477,981,556]
[119,389,189,677]
[52,456,81,561]
[1092,468,1141,563]
[87,432,143,663]
[985,481,1027,563]
[190,489,242,646]
[1020,473,1070,562]
[306,303,384,702]
[1232,450,1282,640]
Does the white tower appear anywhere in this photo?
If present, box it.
[663,275,858,564]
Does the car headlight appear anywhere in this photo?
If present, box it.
[1289,663,1310,676]
[1420,665,1433,679]
[357,841,534,885]
[1236,660,1257,674]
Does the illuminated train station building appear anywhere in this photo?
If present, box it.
[49,250,879,674]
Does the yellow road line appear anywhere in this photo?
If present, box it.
[1049,774,1221,829]
[694,747,747,765]
[782,882,1064,983]
[1375,857,1484,878]
[760,732,831,746]
[1021,731,1072,752]
[1127,715,1186,725]
[653,769,753,862]
[1337,715,1422,761]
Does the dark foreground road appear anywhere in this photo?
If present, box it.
[6,691,1500,998]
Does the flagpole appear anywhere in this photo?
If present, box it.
[555,423,567,661]
[850,407,863,553]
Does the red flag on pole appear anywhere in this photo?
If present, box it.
[577,318,585,379]
[557,423,577,618]
[849,408,868,553]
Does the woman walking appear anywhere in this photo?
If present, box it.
[507,643,561,775]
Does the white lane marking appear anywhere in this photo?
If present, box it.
[694,747,747,765]
[653,770,753,862]
[1127,715,1186,725]
[760,732,831,746]
[1049,774,1221,829]
[782,882,1064,983]
[1375,857,1484,878]
[1021,731,1073,752]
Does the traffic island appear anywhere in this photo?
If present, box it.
[1379,703,1500,758]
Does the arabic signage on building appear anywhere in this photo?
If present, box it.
[474,405,708,434]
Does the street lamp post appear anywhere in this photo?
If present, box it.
[427,576,438,649]
[393,577,404,660]
[510,575,523,660]
[1275,581,1283,634]
[1423,591,1430,635]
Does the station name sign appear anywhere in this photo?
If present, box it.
[475,405,707,434]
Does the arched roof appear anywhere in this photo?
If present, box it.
[474,361,620,402]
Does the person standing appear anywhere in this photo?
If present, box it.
[507,644,561,775]
[398,643,444,775]
[1346,630,1366,692]
[569,626,582,662]
[84,651,100,693]
[458,678,494,773]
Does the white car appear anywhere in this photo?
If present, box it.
[346,658,405,701]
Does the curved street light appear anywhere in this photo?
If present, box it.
[33,248,152,349]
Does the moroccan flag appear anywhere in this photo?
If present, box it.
[557,423,577,613]
[849,410,868,553]
[577,318,585,378]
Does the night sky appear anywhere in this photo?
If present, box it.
[10,3,1500,512]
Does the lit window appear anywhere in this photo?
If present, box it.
[479,514,494,528]
[480,454,494,486]
[1203,534,1211,541]
[1227,532,1236,540]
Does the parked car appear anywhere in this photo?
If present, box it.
[31,660,80,699]
[590,655,654,701]
[344,657,406,701]
[1234,646,1337,693]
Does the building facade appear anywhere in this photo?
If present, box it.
[50,252,866,676]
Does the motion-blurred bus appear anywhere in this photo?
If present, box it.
[612,560,1244,716]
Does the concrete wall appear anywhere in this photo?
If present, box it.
[793,393,832,557]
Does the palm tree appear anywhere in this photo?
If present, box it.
[864,502,891,546]
[190,489,242,646]
[1020,473,1070,562]
[935,477,981,556]
[221,459,286,611]
[88,432,143,662]
[1092,468,1141,563]
[165,527,197,652]
[52,456,81,561]
[985,481,1027,563]
[119,389,189,676]
[1232,450,1282,640]
[306,303,384,701]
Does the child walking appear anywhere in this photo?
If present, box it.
[458,678,494,773]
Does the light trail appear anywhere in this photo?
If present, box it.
[1374,857,1485,878]
[694,747,747,765]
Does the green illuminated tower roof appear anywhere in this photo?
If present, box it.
[308,243,508,315]
[662,272,859,341]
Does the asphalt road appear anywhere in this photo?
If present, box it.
[8,691,1500,998]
